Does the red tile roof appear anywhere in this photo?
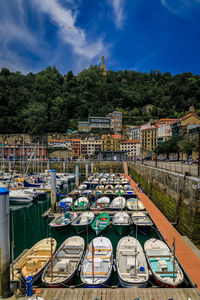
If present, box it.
[48,139,66,143]
[121,140,140,144]
[181,112,200,121]
[102,135,121,139]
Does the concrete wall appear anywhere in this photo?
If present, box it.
[1,161,123,175]
[128,162,200,244]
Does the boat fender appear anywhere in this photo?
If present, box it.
[140,266,145,272]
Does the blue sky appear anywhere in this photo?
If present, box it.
[0,0,200,75]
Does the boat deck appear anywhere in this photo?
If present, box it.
[126,174,200,291]
[35,287,200,299]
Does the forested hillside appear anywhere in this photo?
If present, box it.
[0,66,200,134]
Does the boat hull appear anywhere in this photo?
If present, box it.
[9,198,33,205]
[118,274,148,288]
[43,269,76,288]
[72,224,91,234]
[112,224,130,235]
[151,273,182,288]
[82,272,112,288]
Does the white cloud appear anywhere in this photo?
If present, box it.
[33,0,107,60]
[161,0,200,14]
[108,0,125,29]
[0,0,44,72]
[0,0,110,73]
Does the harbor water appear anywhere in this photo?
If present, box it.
[10,181,189,288]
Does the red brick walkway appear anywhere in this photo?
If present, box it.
[127,175,200,291]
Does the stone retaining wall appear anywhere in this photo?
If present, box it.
[128,162,200,243]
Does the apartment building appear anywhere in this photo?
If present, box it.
[72,139,81,159]
[81,138,102,159]
[120,140,140,160]
[102,134,121,151]
[141,126,158,153]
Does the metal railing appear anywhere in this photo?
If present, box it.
[134,160,199,177]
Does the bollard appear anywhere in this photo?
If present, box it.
[75,164,79,188]
[0,187,10,298]
[26,276,33,297]
[91,161,94,175]
[85,163,88,180]
[51,169,56,213]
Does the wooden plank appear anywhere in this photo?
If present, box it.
[36,287,200,300]
[182,288,200,300]
[95,288,102,300]
[63,288,73,300]
[109,288,116,300]
[56,289,67,300]
[119,288,125,300]
[101,288,107,300]
[82,288,90,300]
[78,288,84,300]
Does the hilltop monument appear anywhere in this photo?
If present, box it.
[100,56,107,76]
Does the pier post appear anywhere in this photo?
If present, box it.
[51,169,56,213]
[91,161,94,175]
[0,188,10,298]
[85,163,88,180]
[47,160,50,175]
[63,160,66,172]
[8,160,11,172]
[75,164,79,188]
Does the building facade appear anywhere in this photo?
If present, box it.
[107,111,122,132]
[81,138,102,159]
[102,134,121,152]
[141,127,158,154]
[72,139,81,159]
[129,123,151,141]
[172,109,200,136]
[0,144,47,160]
[155,119,177,143]
[120,140,140,160]
[78,121,90,133]
[89,117,111,133]
[48,139,67,147]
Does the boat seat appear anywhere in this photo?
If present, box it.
[82,272,108,275]
[120,250,136,256]
[89,248,111,252]
[87,256,110,259]
[26,259,41,272]
[27,255,49,259]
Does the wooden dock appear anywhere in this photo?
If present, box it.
[35,287,200,300]
[127,174,200,291]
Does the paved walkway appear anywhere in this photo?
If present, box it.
[127,175,200,291]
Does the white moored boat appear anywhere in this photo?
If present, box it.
[58,197,73,210]
[9,189,35,204]
[131,212,153,235]
[71,212,95,234]
[116,236,149,288]
[126,198,145,211]
[109,196,126,210]
[112,212,132,235]
[10,238,57,284]
[80,237,113,288]
[144,238,184,287]
[90,197,110,211]
[42,236,84,287]
[49,212,78,229]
